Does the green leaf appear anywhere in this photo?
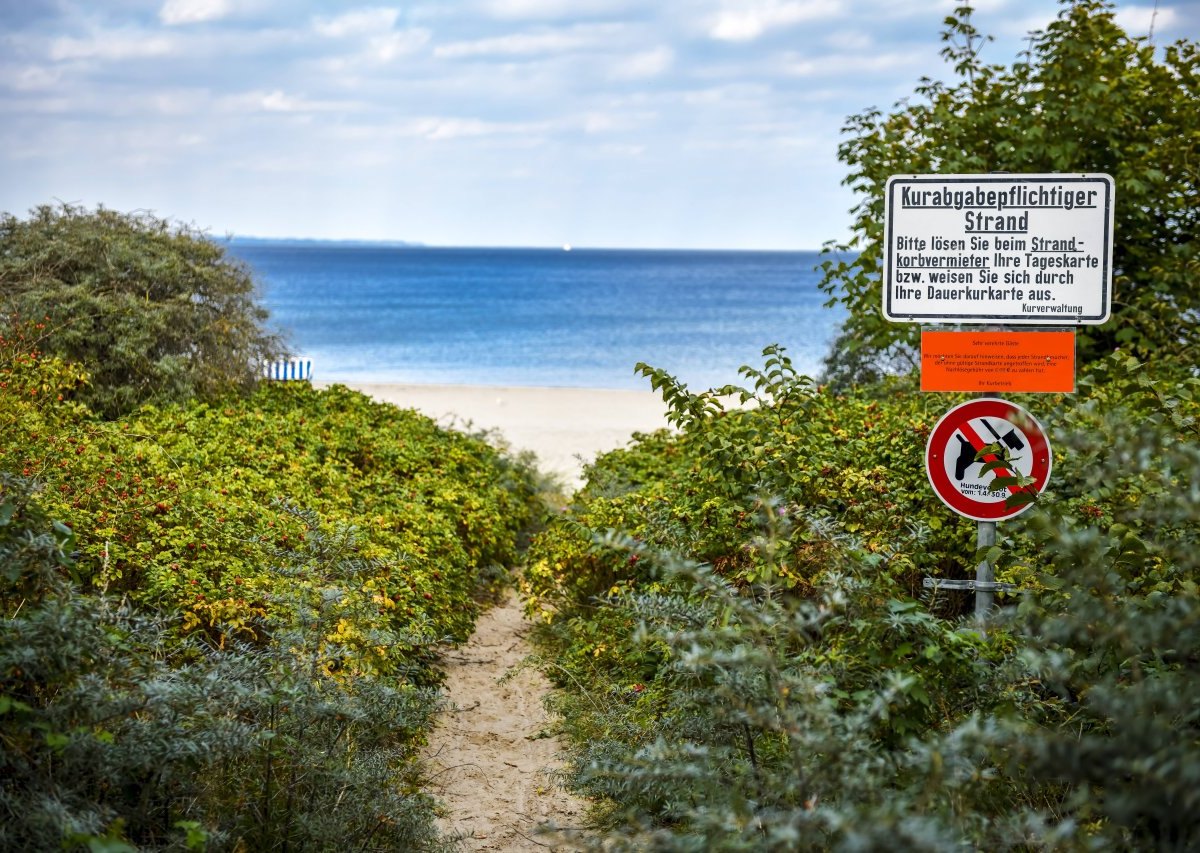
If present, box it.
[86,840,138,853]
[0,695,33,715]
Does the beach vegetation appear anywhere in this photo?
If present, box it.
[0,317,540,849]
[525,344,1200,849]
[0,203,288,418]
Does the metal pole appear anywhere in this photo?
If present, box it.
[975,385,1000,621]
[975,520,996,619]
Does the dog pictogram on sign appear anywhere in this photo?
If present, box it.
[926,398,1052,521]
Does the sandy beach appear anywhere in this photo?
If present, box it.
[320,382,670,489]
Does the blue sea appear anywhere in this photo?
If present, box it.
[227,243,844,391]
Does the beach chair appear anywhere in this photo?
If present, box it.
[264,358,313,382]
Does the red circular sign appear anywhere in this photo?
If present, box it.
[925,398,1052,521]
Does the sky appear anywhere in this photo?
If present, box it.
[0,1,1194,250]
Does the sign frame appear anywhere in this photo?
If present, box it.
[925,398,1053,521]
[883,173,1115,325]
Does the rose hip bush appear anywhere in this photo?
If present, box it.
[524,342,1199,849]
[1,316,540,678]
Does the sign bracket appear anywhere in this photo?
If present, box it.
[921,578,1018,593]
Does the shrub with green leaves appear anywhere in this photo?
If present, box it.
[1,320,539,677]
[1,475,449,852]
[0,317,540,850]
[527,344,1199,850]
[526,346,982,625]
[0,203,288,418]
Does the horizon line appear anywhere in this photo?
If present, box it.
[223,235,828,253]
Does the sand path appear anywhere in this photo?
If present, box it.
[424,591,587,850]
[337,383,668,847]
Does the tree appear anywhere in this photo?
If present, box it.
[819,0,1200,384]
[0,203,288,417]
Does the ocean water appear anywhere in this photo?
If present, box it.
[227,243,844,391]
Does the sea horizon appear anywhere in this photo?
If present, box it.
[225,236,827,254]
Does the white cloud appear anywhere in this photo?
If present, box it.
[419,117,502,139]
[5,66,62,91]
[825,30,872,51]
[582,112,618,132]
[610,46,673,79]
[410,116,551,140]
[435,30,590,58]
[312,9,428,64]
[1115,5,1177,36]
[49,32,175,62]
[260,90,309,112]
[3,0,1131,250]
[681,83,771,106]
[151,90,210,115]
[709,0,843,42]
[779,49,918,77]
[580,110,652,133]
[159,0,231,26]
[313,8,401,38]
[332,116,555,142]
[481,0,632,19]
[593,142,645,157]
[368,29,431,61]
[224,90,360,114]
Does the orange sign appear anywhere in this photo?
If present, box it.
[921,330,1075,393]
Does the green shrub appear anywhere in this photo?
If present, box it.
[525,346,980,624]
[0,204,287,417]
[0,321,539,677]
[0,319,540,850]
[527,346,1200,849]
[0,475,450,851]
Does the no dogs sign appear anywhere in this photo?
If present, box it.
[926,398,1052,521]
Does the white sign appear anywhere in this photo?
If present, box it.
[883,173,1114,324]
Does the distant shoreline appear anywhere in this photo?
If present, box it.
[222,236,424,249]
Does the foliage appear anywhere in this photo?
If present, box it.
[526,344,1200,850]
[0,320,539,677]
[527,345,981,626]
[0,203,288,417]
[818,0,1200,383]
[987,364,1200,848]
[0,475,450,852]
[0,320,540,850]
[522,3,1200,844]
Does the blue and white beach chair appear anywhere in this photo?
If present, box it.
[264,358,313,382]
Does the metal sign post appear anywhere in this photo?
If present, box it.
[975,520,996,617]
